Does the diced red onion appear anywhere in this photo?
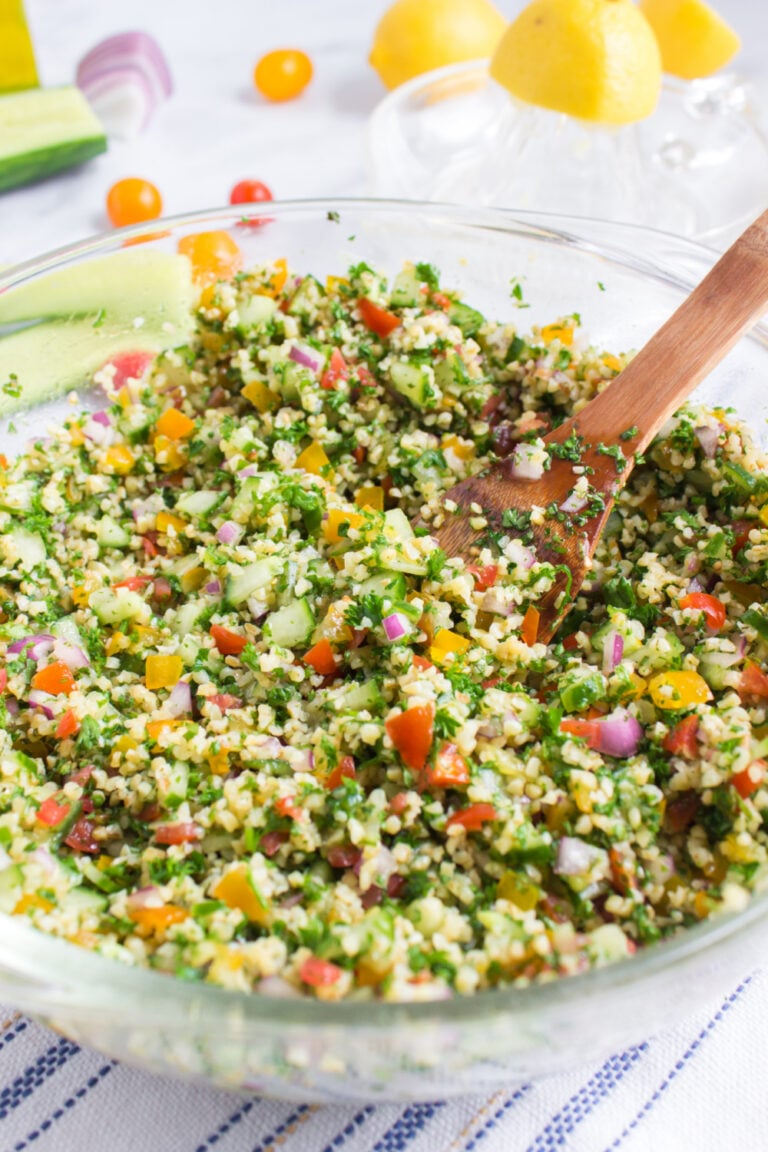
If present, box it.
[216,520,242,546]
[288,342,323,375]
[166,680,192,717]
[480,589,514,616]
[509,444,545,481]
[76,32,173,140]
[205,580,222,596]
[289,747,314,773]
[8,633,55,659]
[91,410,112,427]
[597,709,643,758]
[694,426,719,458]
[257,975,302,998]
[125,886,163,911]
[238,465,258,479]
[5,698,19,717]
[383,612,410,642]
[27,690,56,720]
[83,417,113,446]
[560,490,588,514]
[646,852,676,885]
[506,540,535,570]
[254,737,283,759]
[53,640,90,671]
[30,847,60,878]
[602,630,624,674]
[687,576,703,592]
[554,836,602,876]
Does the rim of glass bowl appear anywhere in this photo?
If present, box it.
[1,197,767,1030]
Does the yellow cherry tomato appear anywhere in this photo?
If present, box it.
[648,670,712,710]
[254,49,313,102]
[177,230,243,285]
[106,178,162,228]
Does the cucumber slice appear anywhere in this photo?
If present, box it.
[157,760,189,806]
[448,301,484,337]
[357,571,408,603]
[287,275,324,318]
[96,515,131,549]
[63,885,108,913]
[390,267,423,309]
[225,558,281,607]
[172,599,209,637]
[175,490,224,519]
[383,508,415,541]
[90,587,146,625]
[265,597,315,648]
[0,525,45,570]
[339,680,383,712]
[0,86,106,193]
[0,863,23,913]
[237,294,277,329]
[389,361,436,410]
[178,633,201,667]
[229,477,261,525]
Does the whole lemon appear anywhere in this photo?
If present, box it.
[370,0,506,91]
[491,0,662,126]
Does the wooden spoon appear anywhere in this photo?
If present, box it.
[434,209,768,643]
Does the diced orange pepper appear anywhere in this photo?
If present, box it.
[385,702,435,772]
[324,507,364,544]
[441,434,475,461]
[242,379,280,413]
[129,904,188,933]
[649,670,712,710]
[521,605,540,647]
[541,321,575,346]
[429,629,470,665]
[296,441,332,477]
[13,893,54,916]
[412,654,433,671]
[602,353,624,373]
[261,257,288,297]
[156,511,187,535]
[210,624,248,656]
[0,454,8,469]
[145,654,183,690]
[101,444,135,475]
[213,865,269,924]
[153,434,187,472]
[208,749,230,776]
[357,297,401,338]
[155,408,196,440]
[354,486,384,512]
[421,742,470,789]
[32,661,76,696]
[55,710,79,740]
[147,718,180,741]
[303,638,338,676]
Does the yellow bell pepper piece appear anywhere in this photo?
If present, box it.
[296,441,332,477]
[0,1,38,94]
[441,434,475,461]
[649,670,712,710]
[147,718,180,741]
[242,379,280,414]
[105,632,130,656]
[497,871,540,910]
[208,749,230,776]
[129,904,188,933]
[324,507,364,544]
[153,434,187,472]
[101,444,135,475]
[326,275,350,294]
[213,865,270,924]
[601,353,624,373]
[156,511,187,535]
[541,321,574,346]
[180,566,207,594]
[13,893,54,916]
[68,426,86,447]
[429,629,471,664]
[155,408,196,440]
[355,486,385,512]
[145,654,183,690]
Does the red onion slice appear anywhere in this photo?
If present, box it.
[76,32,173,140]
[383,612,410,641]
[597,710,643,758]
[509,444,545,481]
[53,640,90,670]
[8,633,55,659]
[289,342,323,375]
[216,520,242,546]
[554,836,603,876]
[166,680,192,717]
[694,426,720,458]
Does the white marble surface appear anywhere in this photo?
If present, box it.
[0,0,764,264]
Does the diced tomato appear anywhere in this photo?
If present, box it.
[482,676,501,689]
[260,830,289,856]
[37,795,71,827]
[609,845,639,895]
[467,564,498,591]
[152,577,173,601]
[421,742,470,790]
[275,796,304,822]
[353,445,367,465]
[141,533,160,558]
[732,758,767,799]
[154,822,202,845]
[431,291,452,311]
[560,718,602,750]
[106,350,154,389]
[521,605,540,647]
[210,624,248,656]
[562,634,580,651]
[299,956,342,987]
[387,873,406,898]
[679,592,726,632]
[739,662,768,699]
[357,297,401,338]
[207,693,243,712]
[67,764,94,787]
[302,638,338,676]
[55,710,79,740]
[325,755,355,791]
[446,803,497,831]
[113,575,152,591]
[385,702,435,772]
[31,662,76,696]
[326,844,362,869]
[320,348,349,391]
[389,791,410,816]
[663,715,699,758]
[137,802,162,823]
[663,791,701,834]
[0,668,7,693]
[64,817,99,854]
[412,655,433,672]
[355,363,377,390]
[732,520,753,556]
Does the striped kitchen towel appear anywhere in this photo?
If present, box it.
[1,971,766,1152]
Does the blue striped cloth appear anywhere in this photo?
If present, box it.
[1,972,765,1152]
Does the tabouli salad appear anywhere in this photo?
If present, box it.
[2,248,768,1002]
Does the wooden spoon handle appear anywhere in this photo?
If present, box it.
[562,209,768,453]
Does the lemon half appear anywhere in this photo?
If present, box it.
[639,0,740,80]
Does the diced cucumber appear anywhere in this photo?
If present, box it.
[225,558,281,607]
[96,515,131,549]
[558,669,607,713]
[357,571,408,603]
[1,525,45,570]
[377,547,428,577]
[0,864,23,913]
[0,86,106,194]
[448,301,484,337]
[172,599,209,637]
[339,680,384,712]
[167,553,204,579]
[389,361,435,410]
[178,633,201,667]
[697,659,731,692]
[157,760,189,807]
[390,266,423,308]
[287,275,324,318]
[265,597,315,648]
[63,884,108,913]
[229,477,262,525]
[53,615,84,648]
[175,490,224,519]
[90,587,146,625]
[434,353,471,394]
[236,294,277,329]
[633,630,685,676]
[383,508,415,541]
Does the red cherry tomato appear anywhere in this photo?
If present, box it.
[106,178,162,228]
[230,180,273,205]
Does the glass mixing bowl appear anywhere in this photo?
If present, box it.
[0,200,767,1103]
